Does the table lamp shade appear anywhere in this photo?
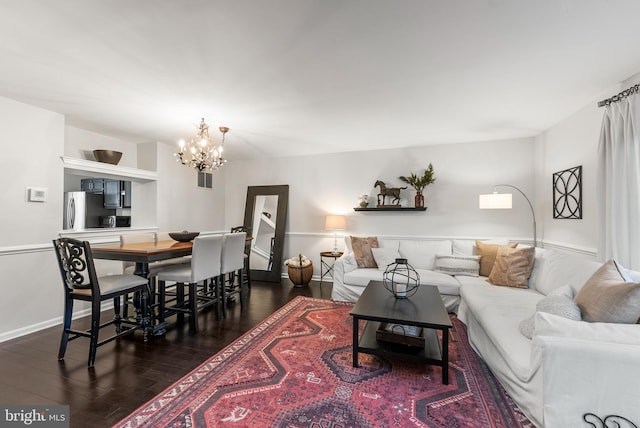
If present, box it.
[479,193,512,209]
[325,215,346,230]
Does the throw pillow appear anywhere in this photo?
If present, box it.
[350,236,379,268]
[574,259,640,323]
[433,255,481,277]
[519,294,582,339]
[371,247,401,271]
[475,240,517,276]
[487,245,535,288]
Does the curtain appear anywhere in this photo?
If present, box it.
[597,94,640,269]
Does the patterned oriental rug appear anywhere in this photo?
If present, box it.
[115,296,534,428]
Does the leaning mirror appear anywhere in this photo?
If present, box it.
[243,185,289,282]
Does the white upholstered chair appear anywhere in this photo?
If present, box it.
[219,232,247,318]
[157,234,223,332]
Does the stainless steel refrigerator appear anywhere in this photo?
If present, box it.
[63,191,114,230]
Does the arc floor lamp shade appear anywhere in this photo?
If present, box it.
[479,185,536,247]
[478,193,512,209]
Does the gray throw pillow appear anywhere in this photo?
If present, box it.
[519,294,582,340]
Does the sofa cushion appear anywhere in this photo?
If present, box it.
[343,268,461,296]
[488,246,535,288]
[535,249,601,296]
[534,311,640,344]
[350,236,379,268]
[475,240,517,276]
[398,240,452,270]
[434,255,480,277]
[371,247,401,271]
[416,269,461,295]
[460,279,543,382]
[519,294,582,339]
[574,259,640,323]
[343,268,384,287]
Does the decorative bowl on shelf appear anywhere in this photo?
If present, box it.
[93,149,123,165]
[168,231,200,242]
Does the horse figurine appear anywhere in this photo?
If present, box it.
[374,180,407,206]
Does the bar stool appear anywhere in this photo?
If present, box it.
[220,232,247,319]
[53,237,149,367]
[157,234,223,332]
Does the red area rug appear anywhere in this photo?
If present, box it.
[115,296,534,427]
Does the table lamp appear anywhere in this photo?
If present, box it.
[325,214,346,255]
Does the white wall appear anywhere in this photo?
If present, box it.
[225,137,537,275]
[534,103,604,253]
[155,141,226,234]
[533,77,638,256]
[0,96,65,340]
[64,125,139,168]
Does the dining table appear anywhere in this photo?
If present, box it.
[92,239,194,336]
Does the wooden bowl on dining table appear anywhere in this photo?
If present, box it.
[168,231,200,242]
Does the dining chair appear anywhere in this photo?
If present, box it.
[220,232,247,319]
[230,226,251,289]
[119,232,190,322]
[53,237,149,367]
[157,234,223,332]
[120,232,156,275]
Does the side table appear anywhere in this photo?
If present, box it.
[320,251,343,285]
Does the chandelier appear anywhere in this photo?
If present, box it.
[175,118,229,172]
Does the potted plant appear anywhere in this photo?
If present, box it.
[398,163,436,208]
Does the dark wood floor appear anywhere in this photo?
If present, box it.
[0,279,332,427]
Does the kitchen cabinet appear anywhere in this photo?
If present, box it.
[81,178,105,193]
[81,178,130,209]
[103,180,122,209]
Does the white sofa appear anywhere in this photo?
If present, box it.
[331,237,640,427]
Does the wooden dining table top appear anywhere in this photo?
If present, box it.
[91,239,193,263]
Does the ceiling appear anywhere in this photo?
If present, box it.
[1,0,640,160]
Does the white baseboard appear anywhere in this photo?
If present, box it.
[0,307,93,344]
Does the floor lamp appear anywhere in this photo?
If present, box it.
[325,214,346,255]
[479,184,537,248]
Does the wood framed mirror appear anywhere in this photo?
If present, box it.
[243,185,289,282]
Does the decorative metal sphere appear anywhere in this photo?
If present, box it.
[383,258,420,299]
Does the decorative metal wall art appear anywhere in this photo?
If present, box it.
[553,165,582,219]
[583,413,637,428]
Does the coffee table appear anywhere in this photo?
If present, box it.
[350,280,453,384]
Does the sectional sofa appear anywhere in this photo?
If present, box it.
[330,236,640,428]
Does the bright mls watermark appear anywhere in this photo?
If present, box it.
[0,406,69,427]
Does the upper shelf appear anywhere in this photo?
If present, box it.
[61,156,158,182]
[354,207,427,212]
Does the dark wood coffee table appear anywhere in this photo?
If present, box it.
[350,280,453,384]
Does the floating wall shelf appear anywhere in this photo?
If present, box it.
[61,156,158,182]
[354,207,427,212]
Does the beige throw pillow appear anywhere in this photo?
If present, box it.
[574,259,640,323]
[487,246,535,288]
[475,240,517,277]
[350,236,379,268]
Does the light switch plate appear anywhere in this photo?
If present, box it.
[27,187,47,202]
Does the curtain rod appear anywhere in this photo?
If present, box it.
[597,83,640,107]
